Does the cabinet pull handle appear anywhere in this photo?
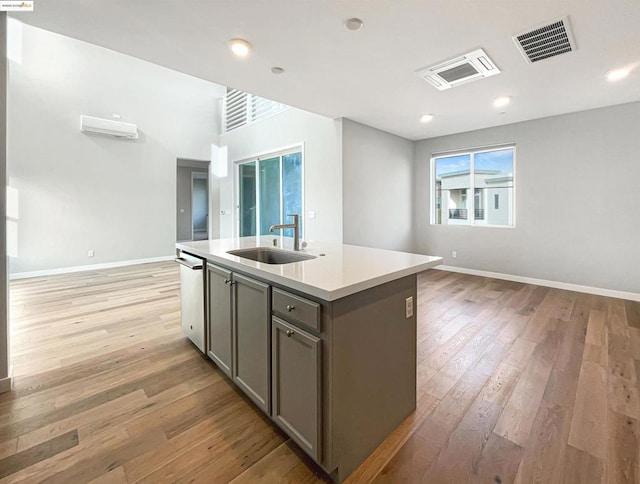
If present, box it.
[286,304,295,312]
[224,279,231,284]
[286,330,294,337]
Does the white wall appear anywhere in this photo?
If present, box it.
[414,101,640,294]
[8,21,224,274]
[218,108,343,243]
[342,119,414,251]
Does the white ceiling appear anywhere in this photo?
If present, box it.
[12,0,640,140]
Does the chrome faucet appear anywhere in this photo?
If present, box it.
[269,214,300,251]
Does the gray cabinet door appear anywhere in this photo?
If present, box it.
[272,316,321,461]
[207,263,233,377]
[233,273,271,413]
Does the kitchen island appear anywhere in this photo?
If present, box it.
[176,237,441,482]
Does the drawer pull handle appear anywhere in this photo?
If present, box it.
[286,304,295,312]
[286,330,294,337]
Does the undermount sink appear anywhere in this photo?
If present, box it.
[227,247,316,265]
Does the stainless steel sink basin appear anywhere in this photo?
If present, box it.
[227,247,316,264]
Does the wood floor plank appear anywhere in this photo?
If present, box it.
[560,445,604,484]
[481,362,522,407]
[0,427,130,483]
[609,374,640,419]
[625,300,640,329]
[0,438,17,460]
[138,417,284,483]
[471,432,523,484]
[420,397,503,482]
[122,398,250,482]
[0,430,79,480]
[516,400,571,483]
[43,428,168,484]
[87,466,127,484]
[15,389,148,452]
[493,326,559,446]
[607,410,640,483]
[568,360,608,459]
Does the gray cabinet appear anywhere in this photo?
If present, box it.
[206,263,233,377]
[233,273,271,413]
[197,255,418,482]
[271,316,322,461]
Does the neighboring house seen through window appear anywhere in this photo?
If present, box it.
[432,146,515,227]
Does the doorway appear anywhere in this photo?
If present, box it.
[191,173,208,240]
[176,158,212,242]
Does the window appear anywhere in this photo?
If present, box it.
[238,149,303,238]
[223,88,289,132]
[432,145,515,227]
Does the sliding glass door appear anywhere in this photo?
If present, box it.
[238,150,303,238]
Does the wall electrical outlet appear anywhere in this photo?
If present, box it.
[88,250,95,257]
[452,250,457,258]
[405,296,414,318]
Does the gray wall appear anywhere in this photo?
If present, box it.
[218,108,343,243]
[414,101,640,294]
[8,21,224,274]
[176,163,209,242]
[342,119,414,251]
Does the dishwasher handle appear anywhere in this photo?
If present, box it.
[175,257,203,270]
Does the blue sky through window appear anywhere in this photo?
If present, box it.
[435,154,470,177]
[435,148,513,177]
[475,149,513,173]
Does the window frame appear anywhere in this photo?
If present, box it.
[233,144,305,239]
[430,143,516,228]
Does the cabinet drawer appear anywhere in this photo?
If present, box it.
[272,288,320,332]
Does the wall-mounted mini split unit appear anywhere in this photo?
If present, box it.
[80,115,139,139]
[416,48,500,91]
[513,16,577,63]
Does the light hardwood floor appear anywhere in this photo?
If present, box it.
[1,262,638,483]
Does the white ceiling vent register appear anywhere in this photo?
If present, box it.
[416,49,501,91]
[513,16,576,63]
[80,115,139,139]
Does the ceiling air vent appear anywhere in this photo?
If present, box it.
[416,49,500,91]
[513,16,577,63]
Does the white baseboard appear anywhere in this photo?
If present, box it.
[10,255,176,280]
[435,265,640,302]
[0,366,13,394]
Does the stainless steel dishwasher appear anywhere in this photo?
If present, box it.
[175,250,206,353]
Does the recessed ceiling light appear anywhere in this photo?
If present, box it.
[420,114,434,123]
[229,38,252,57]
[606,68,630,82]
[345,18,364,31]
[493,96,511,108]
[271,67,284,75]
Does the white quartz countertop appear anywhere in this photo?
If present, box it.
[176,237,442,301]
